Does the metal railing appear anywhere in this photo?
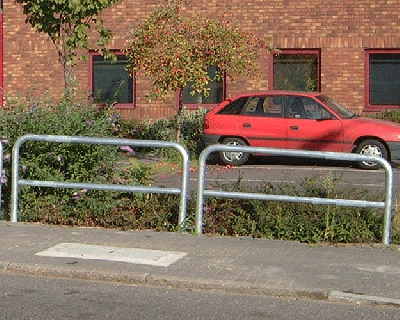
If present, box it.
[11,135,190,228]
[195,145,394,245]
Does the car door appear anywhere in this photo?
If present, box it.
[237,95,288,149]
[285,96,345,152]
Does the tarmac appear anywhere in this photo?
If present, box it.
[1,221,400,307]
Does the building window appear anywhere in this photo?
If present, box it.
[90,52,134,108]
[271,50,320,92]
[182,66,224,108]
[365,50,400,111]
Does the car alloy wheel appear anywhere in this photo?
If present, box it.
[355,139,388,169]
[219,137,249,166]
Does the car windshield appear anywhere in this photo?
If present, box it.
[316,94,357,119]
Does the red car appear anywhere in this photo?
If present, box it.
[202,91,400,169]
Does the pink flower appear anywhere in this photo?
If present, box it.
[1,137,9,145]
[1,169,7,184]
[120,145,135,154]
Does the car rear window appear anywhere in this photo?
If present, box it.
[217,97,248,114]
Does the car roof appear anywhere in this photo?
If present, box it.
[227,91,323,99]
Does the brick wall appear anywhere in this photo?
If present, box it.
[4,2,64,103]
[4,0,400,119]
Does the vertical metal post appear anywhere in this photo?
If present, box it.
[195,147,209,234]
[11,137,22,222]
[175,143,190,228]
[382,160,394,245]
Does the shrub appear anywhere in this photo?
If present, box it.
[368,109,400,123]
[201,175,386,244]
[0,97,123,218]
[124,107,207,161]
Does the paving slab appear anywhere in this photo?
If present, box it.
[0,221,400,306]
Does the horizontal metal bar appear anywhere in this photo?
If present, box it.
[203,144,389,164]
[13,134,184,150]
[203,190,385,209]
[18,180,181,195]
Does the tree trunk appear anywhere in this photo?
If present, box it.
[176,88,183,143]
[55,39,75,101]
[63,61,75,100]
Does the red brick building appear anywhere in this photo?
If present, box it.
[2,0,400,120]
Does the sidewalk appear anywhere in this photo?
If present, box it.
[1,221,400,306]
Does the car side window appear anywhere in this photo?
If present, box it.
[241,96,283,117]
[284,96,334,120]
[218,97,248,115]
[285,96,307,118]
[262,96,283,117]
[241,97,260,114]
[302,97,334,120]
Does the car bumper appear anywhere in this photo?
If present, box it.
[201,134,221,147]
[387,142,400,161]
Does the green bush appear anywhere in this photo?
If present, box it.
[201,175,386,244]
[124,107,207,160]
[0,97,124,217]
[368,109,400,123]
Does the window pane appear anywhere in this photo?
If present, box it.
[302,97,333,119]
[242,96,260,114]
[93,55,133,104]
[218,97,247,115]
[242,96,284,117]
[263,96,283,117]
[182,66,223,104]
[369,54,400,105]
[273,54,319,92]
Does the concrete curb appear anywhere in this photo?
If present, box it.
[0,261,328,301]
[329,291,400,307]
[3,260,400,308]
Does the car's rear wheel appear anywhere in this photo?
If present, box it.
[219,137,249,166]
[355,139,388,169]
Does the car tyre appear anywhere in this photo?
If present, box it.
[219,137,249,166]
[355,139,388,170]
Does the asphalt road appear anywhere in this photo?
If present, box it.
[154,156,400,198]
[1,273,400,320]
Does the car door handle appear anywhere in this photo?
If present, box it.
[289,126,299,130]
[243,123,252,128]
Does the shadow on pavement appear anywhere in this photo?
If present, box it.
[206,153,357,169]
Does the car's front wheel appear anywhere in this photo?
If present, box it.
[219,137,249,166]
[355,139,388,169]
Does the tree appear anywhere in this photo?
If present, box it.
[16,0,122,99]
[124,0,273,141]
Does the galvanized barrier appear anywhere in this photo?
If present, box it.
[195,145,394,245]
[11,135,190,228]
